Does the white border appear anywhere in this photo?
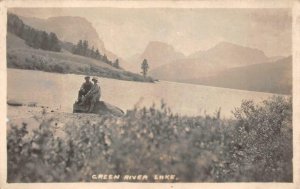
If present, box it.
[0,1,299,189]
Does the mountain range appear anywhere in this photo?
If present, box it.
[9,13,292,94]
[184,56,292,94]
[131,41,291,94]
[19,15,120,61]
[148,42,270,81]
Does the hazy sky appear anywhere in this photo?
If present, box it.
[10,8,291,58]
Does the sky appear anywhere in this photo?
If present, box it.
[9,8,292,58]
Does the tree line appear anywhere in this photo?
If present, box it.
[7,13,61,52]
[72,39,120,69]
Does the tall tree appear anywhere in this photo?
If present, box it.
[32,32,42,49]
[49,32,61,52]
[40,31,49,50]
[83,40,88,56]
[77,40,83,55]
[90,46,95,58]
[102,54,108,63]
[141,59,149,78]
[95,49,100,60]
[113,59,120,68]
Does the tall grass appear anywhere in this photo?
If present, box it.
[7,96,292,182]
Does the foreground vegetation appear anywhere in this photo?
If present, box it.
[7,96,292,182]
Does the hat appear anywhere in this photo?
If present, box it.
[84,76,90,79]
[92,77,98,81]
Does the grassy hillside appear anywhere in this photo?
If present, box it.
[184,57,292,94]
[7,33,153,82]
[7,32,29,49]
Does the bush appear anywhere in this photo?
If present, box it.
[7,97,292,182]
[228,96,292,181]
[53,64,65,73]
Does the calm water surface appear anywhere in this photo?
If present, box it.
[8,69,279,118]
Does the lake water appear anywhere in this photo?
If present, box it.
[7,69,280,118]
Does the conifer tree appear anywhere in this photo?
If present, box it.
[141,59,149,78]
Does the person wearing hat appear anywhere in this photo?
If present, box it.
[77,76,93,103]
[82,76,101,112]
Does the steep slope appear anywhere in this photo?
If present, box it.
[19,15,122,61]
[21,16,104,50]
[150,42,269,81]
[6,32,30,49]
[124,41,185,73]
[184,56,292,94]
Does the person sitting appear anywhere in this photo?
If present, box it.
[77,76,93,104]
[82,76,101,113]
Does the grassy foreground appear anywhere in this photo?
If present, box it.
[7,96,292,182]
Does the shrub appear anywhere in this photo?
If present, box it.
[7,97,292,182]
[53,64,65,73]
[229,96,292,182]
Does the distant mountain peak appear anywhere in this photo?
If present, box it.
[212,41,243,50]
[141,41,185,66]
[211,41,267,56]
[142,41,180,56]
[189,41,267,63]
[123,41,185,72]
[147,41,174,47]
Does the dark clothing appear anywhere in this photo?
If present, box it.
[77,81,93,102]
[77,90,87,102]
[81,81,93,93]
[83,83,101,112]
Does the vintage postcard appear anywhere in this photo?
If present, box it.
[0,0,299,189]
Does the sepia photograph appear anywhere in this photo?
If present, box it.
[1,1,298,186]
